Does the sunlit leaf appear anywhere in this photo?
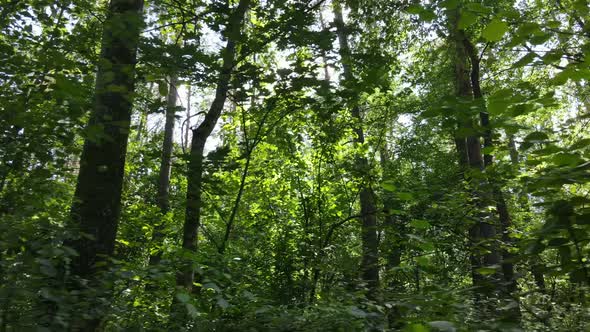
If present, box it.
[482,19,509,41]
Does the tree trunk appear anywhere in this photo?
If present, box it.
[379,147,404,329]
[463,36,519,297]
[184,85,191,151]
[157,76,178,214]
[333,1,379,299]
[135,82,153,143]
[149,75,178,266]
[66,0,144,328]
[462,28,521,322]
[449,10,501,302]
[379,148,403,277]
[174,0,250,299]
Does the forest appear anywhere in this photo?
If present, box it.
[1,0,590,330]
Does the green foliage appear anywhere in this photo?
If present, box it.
[482,19,509,42]
[2,0,590,330]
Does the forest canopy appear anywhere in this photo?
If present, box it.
[1,0,590,331]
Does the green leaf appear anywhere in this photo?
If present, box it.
[499,8,521,19]
[410,219,430,229]
[546,20,561,29]
[382,181,397,192]
[552,67,590,85]
[388,209,405,215]
[529,32,552,45]
[203,282,221,292]
[406,4,424,14]
[440,0,459,9]
[482,19,509,41]
[574,0,589,15]
[488,99,509,115]
[513,53,537,67]
[517,23,542,36]
[419,9,436,22]
[571,138,590,150]
[476,266,497,275]
[406,4,435,21]
[397,192,414,200]
[481,146,494,155]
[419,241,435,251]
[465,3,492,13]
[552,153,582,166]
[416,256,430,266]
[542,51,563,64]
[158,81,168,96]
[458,11,477,29]
[524,131,549,142]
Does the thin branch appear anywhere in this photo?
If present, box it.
[478,42,490,62]
[184,111,207,130]
[322,210,379,248]
[145,8,214,33]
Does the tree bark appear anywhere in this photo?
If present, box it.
[135,82,153,143]
[449,11,501,301]
[379,147,404,329]
[68,0,143,280]
[184,85,191,151]
[333,0,380,299]
[175,0,250,295]
[158,76,178,214]
[463,37,520,299]
[149,75,178,266]
[379,148,403,277]
[66,0,144,328]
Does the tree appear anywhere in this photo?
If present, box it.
[176,0,250,296]
[449,7,501,303]
[3,0,590,330]
[65,0,144,327]
[333,0,380,300]
[149,75,178,266]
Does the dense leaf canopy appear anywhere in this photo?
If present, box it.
[1,0,590,331]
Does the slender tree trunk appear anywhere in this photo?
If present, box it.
[318,11,331,81]
[66,0,144,328]
[461,28,522,323]
[463,37,520,300]
[218,150,251,254]
[135,109,146,143]
[379,147,404,329]
[449,11,501,305]
[333,1,379,300]
[135,82,153,143]
[462,38,502,279]
[174,0,250,305]
[184,85,191,151]
[379,148,403,276]
[149,75,178,266]
[158,76,178,213]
